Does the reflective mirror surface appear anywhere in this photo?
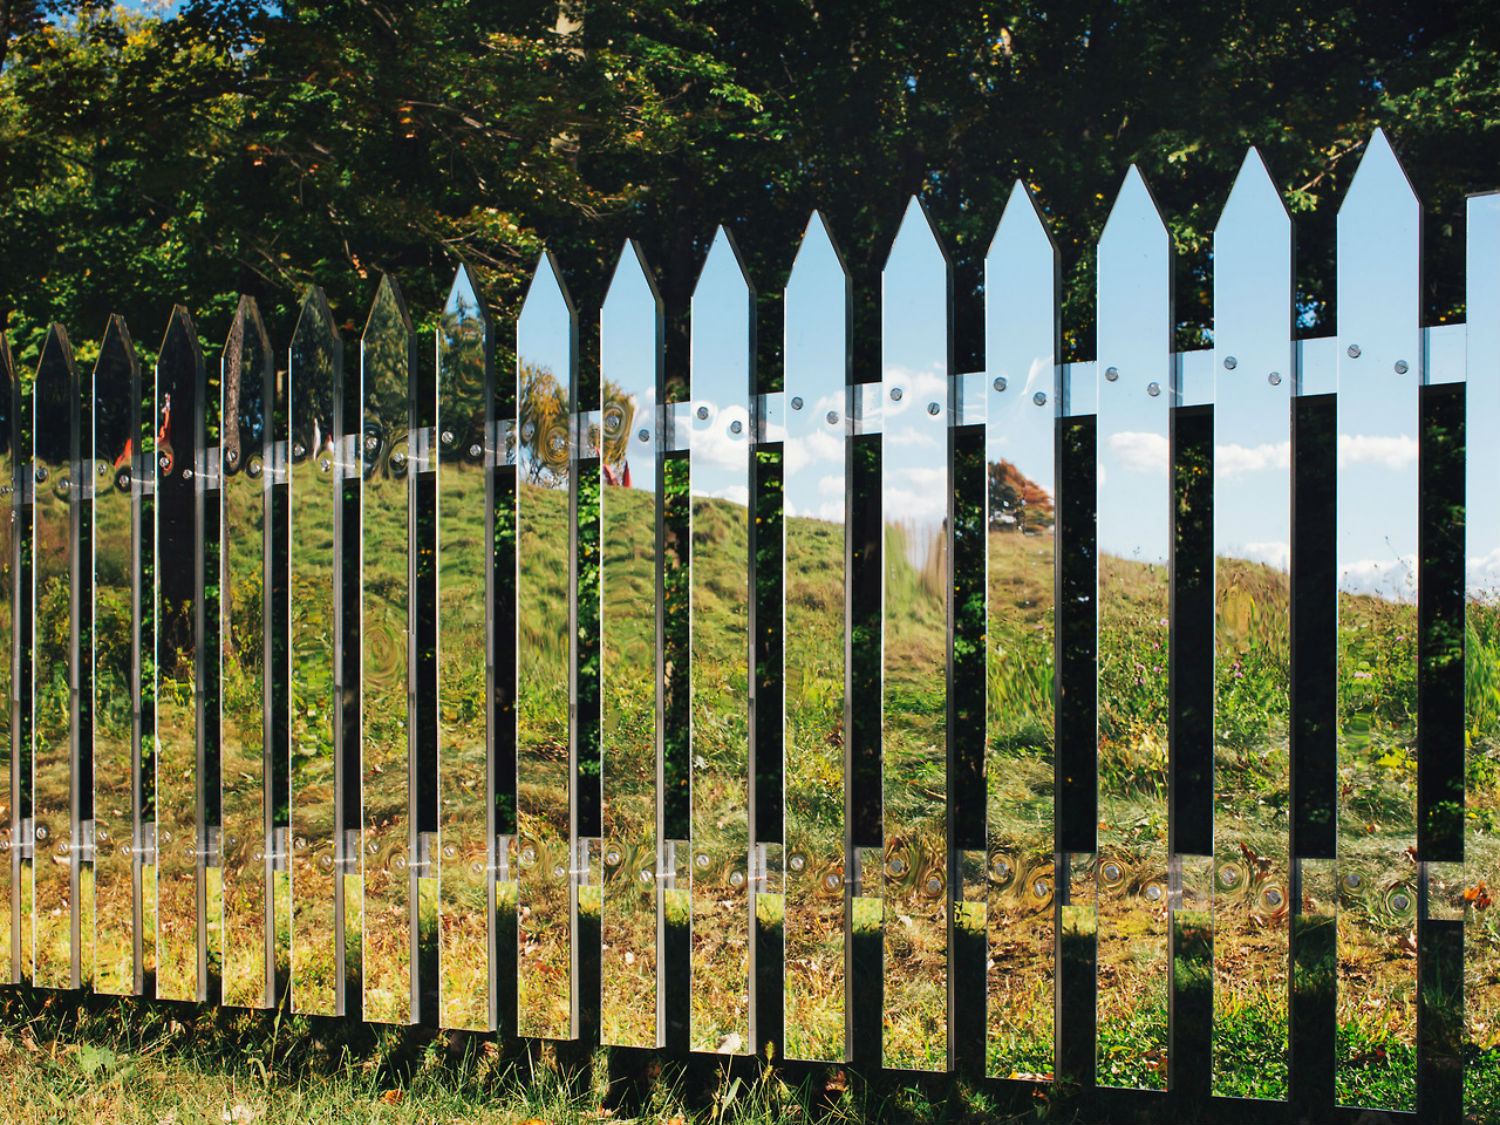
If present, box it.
[881,198,950,1070]
[1334,131,1420,1110]
[599,242,663,1048]
[437,266,494,1030]
[1094,167,1172,1088]
[33,324,80,989]
[92,316,140,996]
[1211,150,1293,1098]
[360,277,418,1024]
[983,182,1058,1080]
[0,334,13,984]
[515,253,577,1039]
[288,288,344,1015]
[1466,190,1500,1108]
[156,307,207,1002]
[689,228,754,1055]
[220,298,274,1009]
[782,213,850,1062]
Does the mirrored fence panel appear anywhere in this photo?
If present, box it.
[156,307,208,1003]
[1334,133,1421,1112]
[360,277,418,1025]
[1468,189,1500,1109]
[437,265,495,1031]
[0,336,13,986]
[1211,150,1293,1100]
[33,323,81,990]
[2,132,1498,1122]
[598,242,663,1049]
[782,214,850,1063]
[515,253,578,1040]
[880,199,951,1072]
[288,288,345,1016]
[220,298,275,1010]
[92,316,140,997]
[1093,168,1173,1090]
[983,183,1058,1081]
[688,228,754,1056]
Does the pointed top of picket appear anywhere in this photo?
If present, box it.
[884,195,950,274]
[159,305,203,365]
[693,225,755,302]
[1340,128,1419,227]
[225,296,273,367]
[604,239,662,308]
[363,274,413,341]
[987,179,1057,264]
[521,250,577,320]
[1217,148,1290,238]
[790,211,848,279]
[292,284,340,346]
[1099,165,1169,257]
[36,322,76,389]
[442,262,491,333]
[97,314,138,377]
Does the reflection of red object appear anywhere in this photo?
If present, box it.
[157,393,174,473]
[113,437,133,470]
[602,461,631,488]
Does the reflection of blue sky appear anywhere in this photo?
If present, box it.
[882,199,949,566]
[517,252,575,485]
[784,214,848,523]
[1469,194,1500,600]
[1096,168,1172,565]
[601,242,661,496]
[985,182,1056,500]
[1214,149,1293,574]
[690,229,753,506]
[1334,131,1421,603]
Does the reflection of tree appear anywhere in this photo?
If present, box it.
[519,361,570,487]
[600,378,634,487]
[988,459,1054,533]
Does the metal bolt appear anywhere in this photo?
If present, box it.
[790,396,804,411]
[826,410,840,426]
[317,459,330,473]
[1223,356,1238,370]
[293,443,306,458]
[390,451,407,467]
[34,466,47,483]
[468,443,483,458]
[1347,344,1362,359]
[97,463,107,477]
[729,419,743,435]
[440,430,455,444]
[247,461,263,478]
[226,449,239,466]
[1033,392,1047,407]
[696,406,710,421]
[993,376,1007,393]
[789,854,805,871]
[159,455,171,470]
[35,826,47,841]
[926,402,940,416]
[181,469,194,482]
[1105,366,1119,382]
[1394,359,1409,375]
[365,436,379,451]
[1268,372,1283,386]
[730,871,745,887]
[889,387,903,402]
[1147,382,1161,397]
[637,428,651,443]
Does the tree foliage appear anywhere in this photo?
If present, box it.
[0,0,1496,371]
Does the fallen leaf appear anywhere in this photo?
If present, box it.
[379,1090,403,1105]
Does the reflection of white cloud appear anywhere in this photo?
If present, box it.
[1341,555,1417,603]
[693,483,749,507]
[691,402,752,471]
[818,474,845,497]
[1216,441,1290,478]
[1106,430,1168,475]
[890,465,946,491]
[785,429,842,475]
[1222,540,1290,570]
[1468,547,1500,599]
[1338,433,1417,471]
[886,429,939,448]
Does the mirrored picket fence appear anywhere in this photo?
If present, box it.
[1,130,1498,1118]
